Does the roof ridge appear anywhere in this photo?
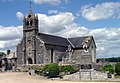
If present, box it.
[39,33,66,39]
[66,38,75,48]
[68,36,92,39]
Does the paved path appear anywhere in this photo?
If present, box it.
[0,72,119,83]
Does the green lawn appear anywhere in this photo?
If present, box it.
[114,75,120,78]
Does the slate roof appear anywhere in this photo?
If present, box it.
[38,33,70,47]
[38,33,95,49]
[68,36,92,48]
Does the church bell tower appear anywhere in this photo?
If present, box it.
[23,2,38,64]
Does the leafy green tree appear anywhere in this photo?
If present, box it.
[115,62,120,75]
[101,64,114,74]
[0,52,6,56]
[97,57,120,63]
[44,63,59,77]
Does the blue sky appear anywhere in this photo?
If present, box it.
[1,0,120,28]
[0,0,120,58]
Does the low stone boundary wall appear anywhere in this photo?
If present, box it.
[16,64,44,72]
[63,72,80,80]
[63,70,107,81]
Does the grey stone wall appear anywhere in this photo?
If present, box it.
[17,37,95,66]
[44,44,68,64]
[54,51,67,63]
[16,40,24,67]
[70,39,96,66]
[36,42,68,64]
[63,70,107,81]
[17,37,96,68]
[25,31,37,64]
[36,39,45,64]
[88,39,96,63]
[71,50,82,64]
[71,49,92,64]
[63,72,80,81]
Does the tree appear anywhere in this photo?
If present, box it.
[101,64,114,74]
[115,62,120,75]
[0,52,6,56]
[43,63,59,77]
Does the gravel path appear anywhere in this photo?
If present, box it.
[0,72,119,83]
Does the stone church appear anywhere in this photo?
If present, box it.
[17,8,96,69]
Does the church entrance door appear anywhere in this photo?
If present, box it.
[28,58,33,64]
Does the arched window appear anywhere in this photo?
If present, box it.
[28,15,31,18]
[26,21,29,26]
[30,20,33,26]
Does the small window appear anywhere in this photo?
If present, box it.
[26,21,29,26]
[84,48,88,52]
[28,15,31,18]
[91,46,93,48]
[30,20,33,26]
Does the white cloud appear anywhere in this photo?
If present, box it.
[55,23,89,38]
[37,12,74,33]
[16,12,24,20]
[0,39,20,50]
[89,28,118,40]
[80,2,120,21]
[0,26,22,41]
[0,26,22,52]
[89,28,120,58]
[48,10,58,14]
[33,0,66,5]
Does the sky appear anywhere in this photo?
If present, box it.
[0,0,120,58]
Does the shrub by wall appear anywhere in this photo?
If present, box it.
[43,63,59,77]
[115,62,120,75]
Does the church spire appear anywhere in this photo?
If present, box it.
[29,1,32,11]
[29,1,33,15]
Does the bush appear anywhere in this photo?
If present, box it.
[115,62,120,75]
[101,64,114,74]
[62,65,75,74]
[43,63,59,77]
[35,67,44,71]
